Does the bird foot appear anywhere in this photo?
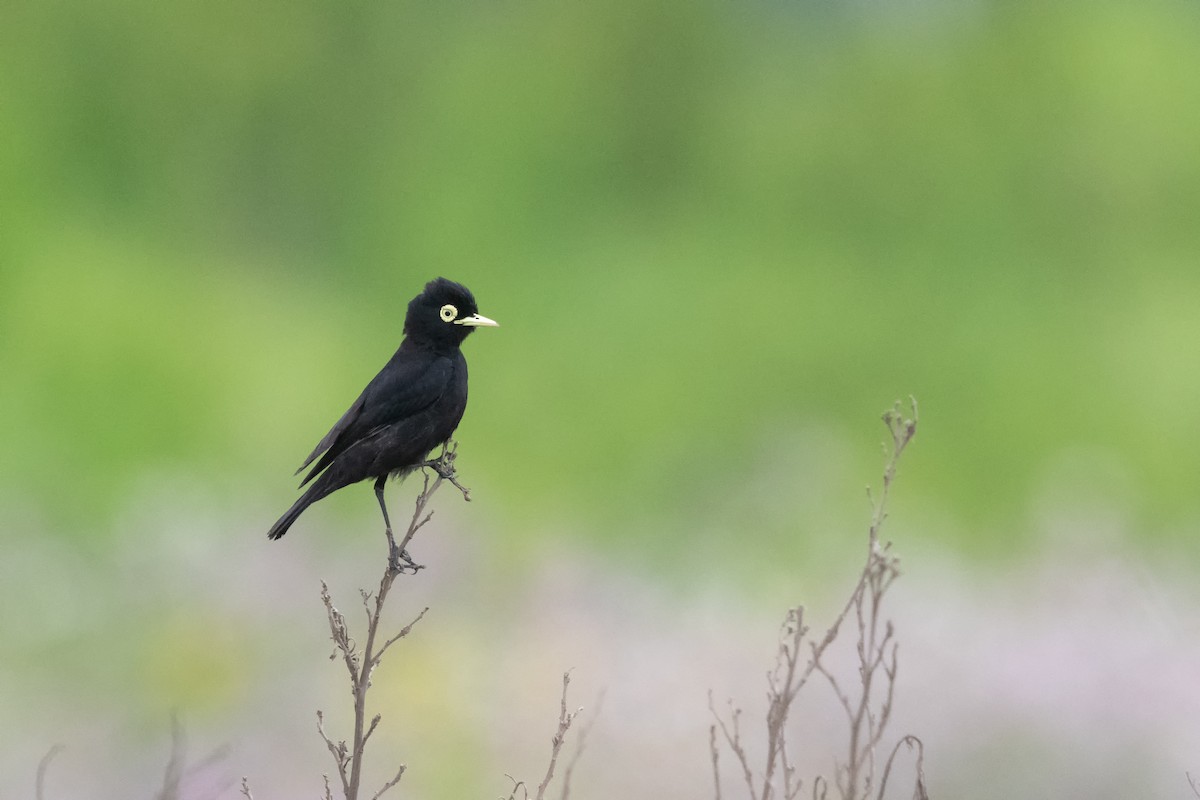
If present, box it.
[387,541,424,575]
[418,447,471,501]
[419,451,456,479]
[383,526,424,574]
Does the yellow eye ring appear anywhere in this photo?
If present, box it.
[439,304,458,322]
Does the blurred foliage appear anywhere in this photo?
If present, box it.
[2,0,1200,564]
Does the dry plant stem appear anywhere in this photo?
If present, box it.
[558,689,604,800]
[1189,772,1200,800]
[501,674,589,800]
[764,609,808,800]
[710,609,813,800]
[818,400,916,800]
[144,719,231,800]
[318,445,468,800]
[710,725,723,800]
[156,717,186,800]
[370,766,407,800]
[875,736,927,800]
[502,775,529,800]
[709,693,760,798]
[709,399,921,800]
[536,672,582,800]
[36,744,64,800]
[239,777,255,800]
[868,399,918,551]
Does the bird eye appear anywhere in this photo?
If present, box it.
[440,304,458,322]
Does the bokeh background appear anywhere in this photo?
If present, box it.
[3,1,1200,797]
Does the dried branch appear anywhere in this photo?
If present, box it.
[317,710,351,797]
[820,401,917,800]
[558,688,603,800]
[709,399,926,800]
[145,717,230,800]
[239,777,255,800]
[370,765,407,800]
[764,607,810,800]
[535,672,582,800]
[155,717,186,800]
[708,692,756,797]
[36,744,64,800]
[316,444,468,800]
[361,714,382,752]
[376,607,430,663]
[710,724,723,800]
[501,775,530,800]
[876,736,927,800]
[321,583,358,682]
[501,672,592,800]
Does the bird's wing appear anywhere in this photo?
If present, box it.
[295,389,367,475]
[295,353,455,485]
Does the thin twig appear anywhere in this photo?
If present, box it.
[371,765,407,800]
[535,672,581,800]
[876,735,926,800]
[156,717,186,800]
[502,775,530,800]
[317,443,469,800]
[36,744,64,800]
[558,688,604,800]
[764,607,809,800]
[708,400,922,800]
[709,693,756,798]
[239,777,255,800]
[317,710,351,797]
[322,581,358,681]
[360,714,382,752]
[375,606,430,663]
[710,725,723,800]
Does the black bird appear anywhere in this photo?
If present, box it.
[267,278,497,553]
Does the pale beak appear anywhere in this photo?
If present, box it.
[455,313,499,327]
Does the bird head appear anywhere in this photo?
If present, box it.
[404,277,498,349]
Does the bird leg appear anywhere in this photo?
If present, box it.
[375,476,423,574]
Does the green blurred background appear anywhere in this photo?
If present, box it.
[2,1,1199,797]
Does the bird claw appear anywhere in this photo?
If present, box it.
[418,445,471,501]
[383,525,423,574]
[419,450,456,480]
[388,543,425,575]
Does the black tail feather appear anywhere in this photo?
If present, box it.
[268,481,332,540]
